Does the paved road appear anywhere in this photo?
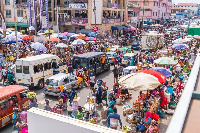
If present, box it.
[1,63,171,133]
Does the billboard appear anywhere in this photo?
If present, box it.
[69,3,87,9]
[92,0,102,24]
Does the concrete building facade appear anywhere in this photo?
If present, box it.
[172,3,198,17]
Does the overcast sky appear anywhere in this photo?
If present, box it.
[173,0,200,4]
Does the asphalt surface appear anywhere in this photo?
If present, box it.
[1,65,172,133]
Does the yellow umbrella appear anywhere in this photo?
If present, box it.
[45,30,55,34]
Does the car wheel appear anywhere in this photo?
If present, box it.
[38,79,44,89]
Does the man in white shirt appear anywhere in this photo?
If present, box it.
[90,73,96,90]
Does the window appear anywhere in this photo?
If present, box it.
[45,79,58,86]
[63,78,69,84]
[144,1,149,6]
[20,90,28,100]
[153,12,154,16]
[156,12,157,16]
[5,0,10,5]
[164,13,165,16]
[58,60,63,66]
[80,59,87,68]
[154,2,155,6]
[34,65,39,73]
[17,10,23,17]
[6,10,11,18]
[16,65,22,73]
[0,95,18,110]
[157,2,158,6]
[23,66,29,74]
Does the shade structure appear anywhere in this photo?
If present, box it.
[72,39,86,45]
[62,32,68,36]
[88,32,98,37]
[77,33,86,39]
[31,42,47,52]
[137,69,166,84]
[2,34,22,44]
[55,43,68,48]
[58,34,67,39]
[171,44,188,50]
[154,57,178,65]
[118,73,161,91]
[45,30,55,34]
[70,34,78,38]
[49,37,60,42]
[22,35,33,41]
[67,33,75,37]
[130,27,136,30]
[150,67,172,78]
[85,37,96,41]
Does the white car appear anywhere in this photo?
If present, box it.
[109,45,121,52]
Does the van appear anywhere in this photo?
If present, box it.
[0,85,30,128]
[43,73,79,96]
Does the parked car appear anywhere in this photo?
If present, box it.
[43,73,79,96]
[131,41,140,50]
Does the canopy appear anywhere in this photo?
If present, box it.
[72,39,86,45]
[31,42,47,52]
[55,43,68,48]
[49,37,60,42]
[150,67,172,78]
[85,37,96,41]
[62,32,68,36]
[77,33,86,39]
[77,29,93,35]
[88,32,98,37]
[111,26,127,30]
[154,57,178,65]
[22,35,33,41]
[2,34,22,44]
[171,44,188,50]
[118,73,161,91]
[67,33,75,37]
[137,69,166,84]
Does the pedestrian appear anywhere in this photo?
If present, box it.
[43,99,52,111]
[108,104,114,115]
[107,107,122,130]
[69,84,77,105]
[112,65,119,83]
[60,88,69,111]
[12,107,20,130]
[96,79,103,106]
[71,97,80,118]
[90,73,96,90]
[2,67,7,85]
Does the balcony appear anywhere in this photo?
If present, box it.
[102,18,121,24]
[59,18,88,25]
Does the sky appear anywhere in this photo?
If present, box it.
[173,0,200,4]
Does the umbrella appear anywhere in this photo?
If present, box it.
[49,37,60,42]
[29,26,35,31]
[22,35,33,41]
[67,33,75,37]
[72,39,86,45]
[0,53,3,57]
[137,69,166,84]
[171,44,188,50]
[154,57,178,65]
[31,42,47,52]
[88,32,98,37]
[118,73,161,91]
[51,33,59,38]
[130,27,136,30]
[62,32,68,36]
[77,33,86,39]
[85,37,96,41]
[70,34,78,38]
[150,67,172,78]
[55,43,68,48]
[45,30,54,34]
[58,34,67,39]
[2,34,22,44]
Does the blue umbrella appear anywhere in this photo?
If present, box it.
[58,34,67,39]
[0,53,3,57]
[150,67,172,78]
[88,32,98,37]
[67,33,75,37]
[171,44,188,50]
[31,42,47,52]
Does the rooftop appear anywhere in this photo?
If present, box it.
[17,54,57,62]
[177,3,198,6]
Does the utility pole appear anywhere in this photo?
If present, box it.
[93,0,97,39]
[14,0,19,59]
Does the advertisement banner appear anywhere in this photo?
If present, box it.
[69,3,87,9]
[110,19,115,23]
[102,19,109,24]
[45,0,49,29]
[112,3,118,8]
[40,0,43,31]
[71,19,87,25]
[28,0,32,26]
[114,19,120,23]
[33,0,37,33]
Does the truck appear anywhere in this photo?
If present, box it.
[188,27,200,36]
[140,32,164,50]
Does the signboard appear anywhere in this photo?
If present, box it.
[34,35,47,43]
[112,3,118,8]
[69,3,87,9]
[71,18,87,25]
[93,27,98,32]
[102,19,121,24]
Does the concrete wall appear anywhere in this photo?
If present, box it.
[27,108,123,133]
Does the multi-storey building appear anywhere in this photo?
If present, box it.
[128,0,172,24]
[172,3,198,17]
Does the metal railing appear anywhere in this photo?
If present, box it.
[166,54,200,133]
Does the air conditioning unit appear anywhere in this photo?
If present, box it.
[17,17,24,22]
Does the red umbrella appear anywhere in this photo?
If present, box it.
[22,35,33,41]
[137,69,166,84]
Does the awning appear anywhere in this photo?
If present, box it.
[6,22,29,27]
[111,26,126,30]
[122,24,131,28]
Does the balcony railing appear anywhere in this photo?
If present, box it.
[102,18,121,24]
[59,18,88,25]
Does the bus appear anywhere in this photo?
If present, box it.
[15,54,67,88]
[72,52,110,75]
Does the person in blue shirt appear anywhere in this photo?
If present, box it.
[107,107,122,130]
[108,98,116,107]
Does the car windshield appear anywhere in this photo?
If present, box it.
[123,56,131,60]
[132,42,139,45]
[46,79,58,86]
[106,54,112,57]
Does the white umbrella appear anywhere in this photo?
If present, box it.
[72,39,86,45]
[70,34,78,38]
[154,57,178,65]
[55,43,68,48]
[29,26,35,31]
[118,73,161,91]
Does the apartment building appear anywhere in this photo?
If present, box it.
[128,0,172,24]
